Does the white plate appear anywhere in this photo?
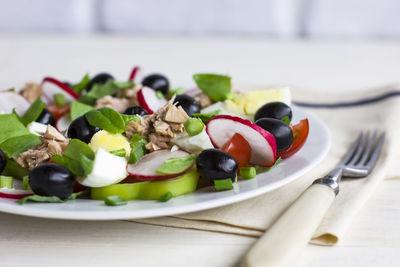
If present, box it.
[0,106,330,220]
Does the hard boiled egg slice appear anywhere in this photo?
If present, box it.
[89,130,131,157]
[201,102,253,121]
[224,87,291,116]
[174,128,214,154]
[27,122,48,136]
[77,148,128,188]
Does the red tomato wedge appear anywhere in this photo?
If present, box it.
[46,104,70,121]
[221,133,252,168]
[277,119,309,159]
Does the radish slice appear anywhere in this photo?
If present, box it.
[127,150,192,181]
[41,77,79,104]
[0,91,30,115]
[0,180,33,199]
[207,115,277,167]
[56,112,72,132]
[137,86,168,114]
[129,66,141,81]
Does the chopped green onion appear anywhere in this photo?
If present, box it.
[54,94,67,107]
[104,195,127,206]
[22,175,31,190]
[159,192,173,202]
[214,178,233,191]
[225,92,237,100]
[156,91,164,99]
[0,175,13,189]
[184,118,204,136]
[7,88,15,92]
[240,167,256,179]
[109,149,126,157]
[282,116,290,125]
[166,87,185,98]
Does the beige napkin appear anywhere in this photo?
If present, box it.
[131,86,400,246]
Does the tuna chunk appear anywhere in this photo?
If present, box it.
[194,92,212,109]
[95,96,131,113]
[20,82,43,103]
[14,125,69,169]
[125,98,189,152]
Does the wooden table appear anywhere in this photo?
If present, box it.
[1,35,400,267]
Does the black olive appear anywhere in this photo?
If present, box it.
[123,106,148,116]
[86,73,114,91]
[67,115,99,143]
[36,108,55,127]
[0,149,6,174]
[141,74,169,94]
[254,102,292,122]
[174,94,200,116]
[256,118,293,152]
[196,149,238,183]
[29,163,75,199]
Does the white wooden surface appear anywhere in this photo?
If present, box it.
[1,36,400,267]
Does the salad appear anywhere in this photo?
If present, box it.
[0,67,309,206]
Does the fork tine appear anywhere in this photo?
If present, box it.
[365,132,386,169]
[349,131,369,165]
[340,132,363,165]
[360,130,378,165]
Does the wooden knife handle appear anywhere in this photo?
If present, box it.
[242,183,336,267]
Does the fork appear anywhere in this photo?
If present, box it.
[242,131,385,267]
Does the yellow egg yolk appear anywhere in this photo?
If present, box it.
[89,130,131,157]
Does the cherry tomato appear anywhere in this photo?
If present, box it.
[221,133,251,168]
[277,119,309,159]
[46,104,70,121]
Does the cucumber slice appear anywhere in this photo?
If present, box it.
[91,168,199,200]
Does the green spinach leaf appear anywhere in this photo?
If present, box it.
[71,73,90,94]
[19,97,46,126]
[0,114,41,157]
[85,107,125,134]
[192,109,222,124]
[70,101,95,121]
[156,154,196,174]
[193,73,231,101]
[78,80,120,105]
[18,191,86,205]
[52,139,95,176]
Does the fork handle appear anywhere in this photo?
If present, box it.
[242,183,336,267]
